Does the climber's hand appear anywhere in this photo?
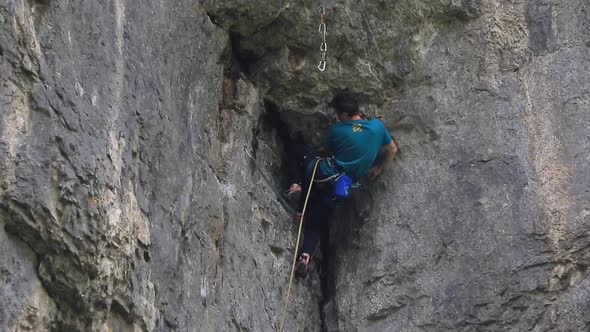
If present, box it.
[368,164,383,180]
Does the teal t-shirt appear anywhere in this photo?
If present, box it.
[325,119,393,181]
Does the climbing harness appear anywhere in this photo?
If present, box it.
[317,6,327,71]
[243,147,296,214]
[278,158,321,332]
[307,157,339,183]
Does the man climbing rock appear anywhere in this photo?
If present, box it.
[277,92,397,277]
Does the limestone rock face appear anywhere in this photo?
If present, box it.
[1,0,589,331]
[327,1,590,330]
[1,0,319,330]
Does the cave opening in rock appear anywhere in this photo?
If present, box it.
[256,98,333,205]
[228,30,258,78]
[259,98,375,331]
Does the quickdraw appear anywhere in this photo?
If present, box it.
[318,6,327,71]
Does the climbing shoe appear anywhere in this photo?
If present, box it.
[295,253,310,278]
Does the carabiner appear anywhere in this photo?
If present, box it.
[318,22,326,34]
[320,42,327,52]
[318,60,326,72]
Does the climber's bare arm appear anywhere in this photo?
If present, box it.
[368,141,397,179]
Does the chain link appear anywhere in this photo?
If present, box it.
[318,6,327,72]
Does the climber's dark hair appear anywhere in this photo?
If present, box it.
[329,92,360,116]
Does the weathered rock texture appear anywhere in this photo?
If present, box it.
[328,1,590,330]
[1,0,319,330]
[1,0,589,331]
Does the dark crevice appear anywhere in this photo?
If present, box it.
[254,103,302,215]
[26,0,50,19]
[29,0,50,5]
[219,39,245,112]
[252,101,283,176]
[204,11,220,28]
[260,102,338,330]
[229,31,257,77]
[260,98,330,185]
[109,299,133,323]
[319,244,338,331]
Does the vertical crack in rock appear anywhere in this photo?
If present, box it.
[260,98,337,331]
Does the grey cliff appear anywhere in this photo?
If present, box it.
[1,0,588,331]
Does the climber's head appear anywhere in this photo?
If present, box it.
[329,92,360,121]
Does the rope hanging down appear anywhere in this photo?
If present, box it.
[318,6,327,71]
[278,159,321,332]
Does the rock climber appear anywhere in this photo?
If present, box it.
[276,91,397,277]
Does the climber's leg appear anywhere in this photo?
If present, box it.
[296,193,334,277]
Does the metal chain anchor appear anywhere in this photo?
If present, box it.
[318,6,327,72]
